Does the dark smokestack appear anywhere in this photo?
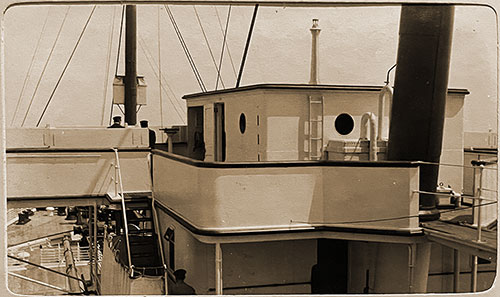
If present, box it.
[387,5,455,221]
[124,5,137,126]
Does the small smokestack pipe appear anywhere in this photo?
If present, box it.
[387,5,455,221]
[309,19,321,85]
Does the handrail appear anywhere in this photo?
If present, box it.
[148,152,169,293]
[112,147,133,277]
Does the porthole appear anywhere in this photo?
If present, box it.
[239,113,246,134]
[334,113,354,135]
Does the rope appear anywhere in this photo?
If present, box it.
[22,6,70,127]
[11,7,51,126]
[193,5,225,89]
[138,37,185,123]
[101,6,117,126]
[164,5,207,92]
[214,6,237,79]
[109,5,126,125]
[158,6,164,128]
[37,6,97,127]
[215,5,231,90]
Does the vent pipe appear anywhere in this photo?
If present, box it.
[387,5,455,221]
[309,19,321,85]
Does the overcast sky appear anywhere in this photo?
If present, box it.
[3,4,498,133]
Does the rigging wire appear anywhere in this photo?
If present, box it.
[21,6,71,127]
[138,36,184,114]
[193,5,225,89]
[164,5,207,92]
[215,5,231,91]
[115,5,125,77]
[117,104,125,115]
[11,7,51,126]
[36,6,97,127]
[213,6,237,79]
[101,6,117,126]
[236,4,259,88]
[158,6,164,128]
[110,5,126,126]
[291,200,498,226]
[138,37,185,123]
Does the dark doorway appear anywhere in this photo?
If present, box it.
[311,239,348,294]
[214,103,226,162]
[187,107,205,160]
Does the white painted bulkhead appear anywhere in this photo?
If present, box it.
[183,85,467,192]
[152,152,420,232]
[155,208,317,294]
[155,204,451,294]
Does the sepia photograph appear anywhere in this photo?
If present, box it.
[0,0,498,295]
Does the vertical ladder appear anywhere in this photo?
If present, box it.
[308,95,324,160]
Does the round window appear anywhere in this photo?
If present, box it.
[334,113,354,135]
[239,113,246,134]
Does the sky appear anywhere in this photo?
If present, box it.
[3,4,498,133]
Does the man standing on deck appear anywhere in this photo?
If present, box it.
[108,116,124,128]
[170,269,196,295]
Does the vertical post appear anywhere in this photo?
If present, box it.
[124,5,137,126]
[453,249,460,292]
[476,165,484,242]
[88,206,94,284]
[470,161,483,293]
[471,255,478,292]
[93,201,98,284]
[309,19,321,85]
[412,243,431,293]
[215,243,223,295]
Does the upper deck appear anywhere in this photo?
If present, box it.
[152,149,421,235]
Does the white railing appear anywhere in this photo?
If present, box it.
[112,148,133,277]
[40,243,91,268]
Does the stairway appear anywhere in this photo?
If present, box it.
[115,199,163,277]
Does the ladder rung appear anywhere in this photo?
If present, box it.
[310,101,323,104]
[311,137,322,140]
[309,119,323,122]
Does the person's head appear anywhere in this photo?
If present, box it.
[113,116,121,124]
[140,120,148,128]
[173,269,187,281]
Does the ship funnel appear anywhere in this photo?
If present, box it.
[387,5,454,221]
[309,19,321,85]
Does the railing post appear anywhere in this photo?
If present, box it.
[215,243,223,295]
[93,201,98,285]
[470,161,485,293]
[472,162,485,242]
[453,249,460,292]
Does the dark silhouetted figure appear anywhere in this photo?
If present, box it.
[170,269,196,295]
[108,116,124,128]
[140,120,156,148]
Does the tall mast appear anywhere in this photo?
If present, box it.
[124,5,137,126]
